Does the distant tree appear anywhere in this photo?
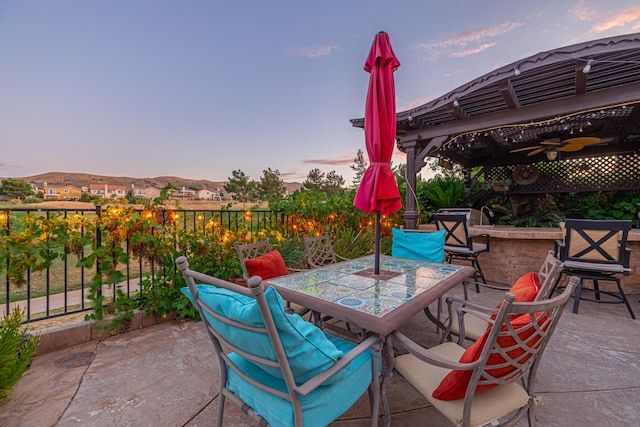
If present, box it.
[0,179,34,200]
[80,192,94,202]
[257,168,285,202]
[224,169,257,206]
[160,183,178,198]
[323,171,345,197]
[393,163,407,187]
[303,169,325,191]
[350,149,368,188]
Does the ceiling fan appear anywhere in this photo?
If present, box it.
[510,136,602,157]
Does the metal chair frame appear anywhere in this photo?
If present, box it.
[234,239,309,316]
[177,256,382,427]
[303,234,349,268]
[433,213,490,292]
[443,250,564,344]
[551,219,635,319]
[389,278,577,427]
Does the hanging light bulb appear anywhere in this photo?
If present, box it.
[583,59,594,74]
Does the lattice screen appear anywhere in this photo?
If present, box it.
[486,153,640,194]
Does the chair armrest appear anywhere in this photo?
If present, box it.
[623,247,632,274]
[335,254,350,262]
[287,267,309,273]
[393,331,483,371]
[443,296,497,344]
[297,335,382,395]
[469,233,490,251]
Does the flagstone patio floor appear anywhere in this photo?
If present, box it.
[1,285,639,426]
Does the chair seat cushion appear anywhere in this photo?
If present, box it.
[395,342,529,427]
[181,284,345,385]
[563,260,626,274]
[245,250,289,280]
[226,333,378,427]
[432,313,546,401]
[444,242,487,255]
[391,228,446,262]
[449,311,490,341]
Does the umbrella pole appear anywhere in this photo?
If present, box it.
[375,212,380,274]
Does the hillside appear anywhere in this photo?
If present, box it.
[10,172,303,193]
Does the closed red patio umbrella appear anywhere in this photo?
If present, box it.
[354,31,402,274]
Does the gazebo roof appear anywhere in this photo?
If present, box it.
[351,33,640,170]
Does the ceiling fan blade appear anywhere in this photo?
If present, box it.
[563,137,601,146]
[510,145,543,153]
[540,140,562,145]
[558,144,583,152]
[527,148,546,156]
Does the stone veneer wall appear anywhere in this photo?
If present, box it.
[474,236,639,294]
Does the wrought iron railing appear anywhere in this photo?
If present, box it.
[0,206,287,323]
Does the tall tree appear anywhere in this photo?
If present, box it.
[0,179,34,200]
[350,149,368,188]
[323,171,345,197]
[257,168,285,202]
[303,168,325,192]
[393,162,407,187]
[224,169,257,206]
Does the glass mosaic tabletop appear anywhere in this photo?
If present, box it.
[267,254,466,318]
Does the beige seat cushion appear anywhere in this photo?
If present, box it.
[449,311,489,341]
[395,342,530,427]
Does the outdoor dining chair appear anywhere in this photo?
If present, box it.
[235,239,309,317]
[303,234,349,268]
[176,256,382,427]
[433,213,490,292]
[443,250,564,344]
[550,219,635,318]
[387,276,577,427]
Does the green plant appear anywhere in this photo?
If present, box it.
[0,307,39,403]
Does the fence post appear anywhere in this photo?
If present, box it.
[95,204,102,299]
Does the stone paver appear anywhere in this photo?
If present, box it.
[1,287,639,426]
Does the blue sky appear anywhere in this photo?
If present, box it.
[1,1,639,183]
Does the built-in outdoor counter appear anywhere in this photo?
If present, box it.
[418,224,640,293]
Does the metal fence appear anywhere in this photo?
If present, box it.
[0,206,287,323]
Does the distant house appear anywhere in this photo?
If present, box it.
[89,184,126,199]
[42,182,82,200]
[169,187,196,200]
[132,186,162,200]
[196,189,223,200]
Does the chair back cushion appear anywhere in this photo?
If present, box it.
[181,284,345,384]
[245,250,289,280]
[391,228,446,262]
[432,312,548,401]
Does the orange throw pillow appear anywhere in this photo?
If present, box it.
[495,272,541,311]
[432,312,548,401]
[245,250,289,280]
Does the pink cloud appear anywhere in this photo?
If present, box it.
[590,7,640,33]
[416,22,522,61]
[568,1,598,22]
[302,155,355,166]
[449,42,498,58]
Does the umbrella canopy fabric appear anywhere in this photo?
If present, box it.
[353,31,402,216]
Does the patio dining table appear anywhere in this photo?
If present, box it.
[265,254,474,426]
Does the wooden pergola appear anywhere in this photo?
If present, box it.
[351,33,640,229]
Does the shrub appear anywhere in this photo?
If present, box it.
[0,307,40,403]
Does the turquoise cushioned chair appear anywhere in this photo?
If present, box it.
[391,228,446,262]
[176,256,382,427]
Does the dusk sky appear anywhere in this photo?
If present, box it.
[2,1,640,183]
